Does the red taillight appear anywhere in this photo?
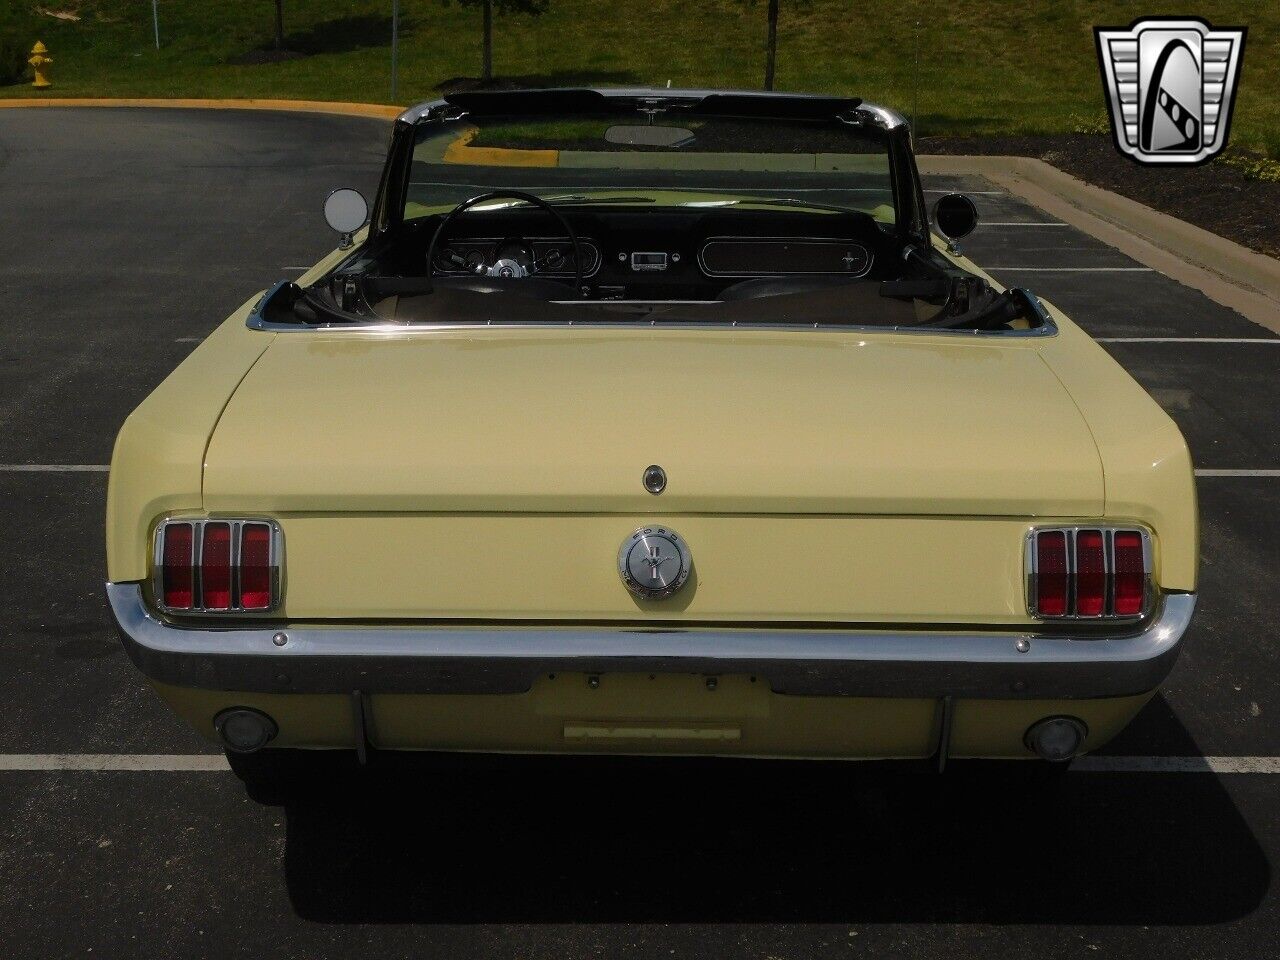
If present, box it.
[161,523,194,609]
[1075,530,1106,616]
[200,522,232,610]
[1113,531,1146,616]
[239,523,273,610]
[156,519,278,613]
[1030,527,1149,619]
[1034,530,1069,617]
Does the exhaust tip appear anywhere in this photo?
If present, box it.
[214,707,278,753]
[1024,716,1088,762]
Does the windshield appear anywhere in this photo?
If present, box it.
[288,97,1046,335]
[405,112,897,224]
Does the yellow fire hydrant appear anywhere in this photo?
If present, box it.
[29,41,52,89]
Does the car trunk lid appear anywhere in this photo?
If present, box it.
[203,328,1101,516]
[201,328,1099,623]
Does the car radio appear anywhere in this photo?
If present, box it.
[630,251,669,272]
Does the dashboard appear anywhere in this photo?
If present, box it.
[401,205,894,300]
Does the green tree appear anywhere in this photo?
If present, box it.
[444,0,549,81]
[0,8,40,84]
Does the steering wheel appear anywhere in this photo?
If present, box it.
[424,190,583,294]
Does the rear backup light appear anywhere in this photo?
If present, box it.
[1025,716,1088,762]
[154,519,281,613]
[1028,527,1150,620]
[214,708,278,753]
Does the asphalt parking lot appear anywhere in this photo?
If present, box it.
[1,107,1277,959]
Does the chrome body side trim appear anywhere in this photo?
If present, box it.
[107,582,1194,700]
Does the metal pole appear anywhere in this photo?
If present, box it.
[391,0,399,101]
[152,0,160,50]
[911,18,920,148]
[764,0,778,91]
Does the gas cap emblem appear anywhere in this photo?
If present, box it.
[618,526,692,601]
[642,464,667,495]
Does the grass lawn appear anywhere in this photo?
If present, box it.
[3,1,1276,157]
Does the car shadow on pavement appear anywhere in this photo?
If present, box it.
[279,705,1268,925]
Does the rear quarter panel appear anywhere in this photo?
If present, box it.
[1034,301,1199,592]
[105,295,275,582]
[938,242,1197,592]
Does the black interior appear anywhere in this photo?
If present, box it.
[275,200,1047,332]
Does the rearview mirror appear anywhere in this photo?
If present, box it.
[605,125,695,147]
[932,193,979,244]
[324,188,369,248]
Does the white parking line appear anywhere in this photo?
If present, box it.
[0,754,1276,773]
[983,266,1155,272]
[1097,337,1280,343]
[1073,756,1280,774]
[1196,469,1280,477]
[0,754,229,771]
[0,464,110,472]
[978,222,1069,227]
[174,336,203,343]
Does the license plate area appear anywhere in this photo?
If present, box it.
[533,673,769,722]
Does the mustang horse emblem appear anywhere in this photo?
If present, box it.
[618,526,692,600]
[641,543,673,581]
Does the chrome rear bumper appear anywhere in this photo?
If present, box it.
[107,582,1194,700]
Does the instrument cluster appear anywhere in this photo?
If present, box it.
[434,238,602,278]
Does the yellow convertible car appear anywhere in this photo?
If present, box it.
[106,89,1197,782]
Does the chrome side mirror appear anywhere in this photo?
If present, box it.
[932,193,979,253]
[324,189,369,249]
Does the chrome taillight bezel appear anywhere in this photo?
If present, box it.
[1025,526,1153,621]
[152,518,284,615]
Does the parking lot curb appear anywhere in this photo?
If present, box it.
[918,155,1280,334]
[0,97,403,119]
